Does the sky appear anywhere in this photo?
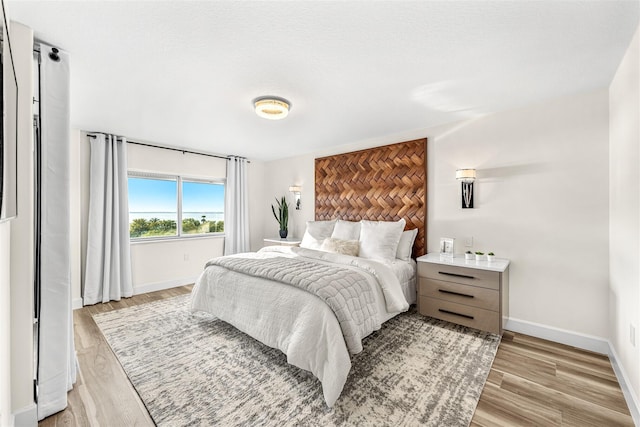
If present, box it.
[128,177,224,212]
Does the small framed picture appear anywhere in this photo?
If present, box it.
[440,237,454,260]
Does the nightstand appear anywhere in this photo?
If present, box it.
[263,237,301,248]
[416,253,509,335]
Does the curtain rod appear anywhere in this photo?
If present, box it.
[86,133,248,162]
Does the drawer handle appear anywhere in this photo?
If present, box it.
[438,271,475,280]
[438,289,474,298]
[439,309,475,320]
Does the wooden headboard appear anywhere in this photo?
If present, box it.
[315,138,427,257]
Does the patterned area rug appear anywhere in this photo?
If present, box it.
[93,294,500,426]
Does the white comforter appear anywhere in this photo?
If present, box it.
[190,246,409,407]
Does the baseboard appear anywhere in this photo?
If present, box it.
[505,317,610,354]
[608,342,640,425]
[506,317,639,424]
[132,276,198,296]
[12,402,36,427]
[74,277,197,310]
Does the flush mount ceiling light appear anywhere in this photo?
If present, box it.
[254,96,290,120]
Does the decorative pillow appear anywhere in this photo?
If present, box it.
[300,220,336,250]
[331,220,361,241]
[396,228,418,261]
[320,237,360,257]
[358,219,406,261]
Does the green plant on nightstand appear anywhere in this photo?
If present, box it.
[465,250,474,260]
[271,196,289,239]
[475,251,484,261]
[487,252,496,262]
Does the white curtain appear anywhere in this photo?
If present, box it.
[83,134,133,305]
[224,156,250,254]
[37,44,77,420]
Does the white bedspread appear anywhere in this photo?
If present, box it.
[190,246,410,407]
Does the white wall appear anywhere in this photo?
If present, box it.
[261,88,610,340]
[430,89,610,338]
[9,21,35,422]
[129,237,223,291]
[261,153,315,241]
[75,134,265,299]
[609,23,640,412]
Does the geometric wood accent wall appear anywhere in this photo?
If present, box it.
[315,138,427,257]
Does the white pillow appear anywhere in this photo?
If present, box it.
[331,220,361,241]
[396,228,418,261]
[320,237,359,257]
[358,219,406,261]
[300,220,336,250]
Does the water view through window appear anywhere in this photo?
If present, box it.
[182,180,225,234]
[128,175,224,239]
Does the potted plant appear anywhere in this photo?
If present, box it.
[475,251,484,261]
[271,196,289,239]
[487,252,496,262]
[465,250,474,260]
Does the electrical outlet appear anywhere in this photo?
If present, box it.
[631,324,636,347]
[464,236,473,247]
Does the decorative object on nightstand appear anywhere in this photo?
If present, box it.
[487,252,496,262]
[456,168,476,209]
[263,237,301,248]
[439,237,454,260]
[416,253,509,335]
[289,185,302,210]
[271,196,289,238]
[474,251,484,261]
[465,250,474,260]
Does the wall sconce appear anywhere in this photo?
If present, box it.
[289,185,302,210]
[456,169,476,209]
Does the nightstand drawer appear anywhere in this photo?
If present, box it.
[419,296,500,334]
[417,262,499,290]
[419,278,499,311]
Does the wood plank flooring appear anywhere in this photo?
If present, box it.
[40,287,634,426]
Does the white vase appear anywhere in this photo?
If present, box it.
[487,255,496,262]
[465,253,474,260]
[475,254,484,261]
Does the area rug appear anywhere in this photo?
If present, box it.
[93,294,500,426]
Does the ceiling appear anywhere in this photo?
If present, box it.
[8,1,639,161]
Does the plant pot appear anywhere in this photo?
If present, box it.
[475,254,484,261]
[487,255,496,262]
[464,253,474,260]
[279,229,288,239]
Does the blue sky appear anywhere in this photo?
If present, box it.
[128,177,224,212]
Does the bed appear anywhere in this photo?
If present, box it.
[190,138,427,407]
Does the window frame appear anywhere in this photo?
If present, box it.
[128,171,226,242]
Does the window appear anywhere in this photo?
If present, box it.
[128,176,178,238]
[181,180,225,235]
[128,173,224,240]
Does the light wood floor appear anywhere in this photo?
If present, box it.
[40,287,634,427]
